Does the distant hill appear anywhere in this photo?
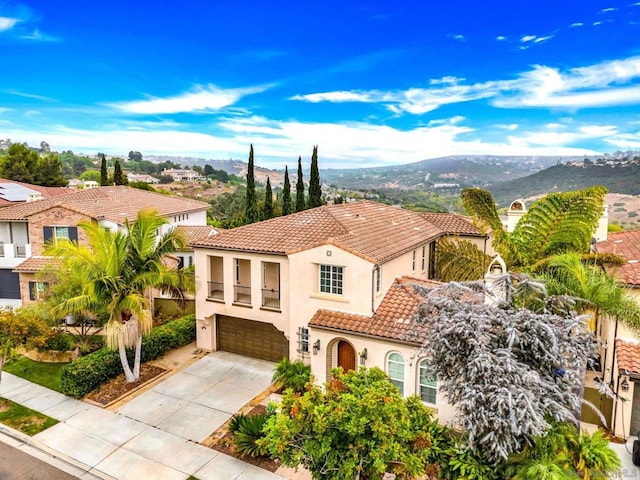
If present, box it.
[488,162,640,207]
[321,155,573,190]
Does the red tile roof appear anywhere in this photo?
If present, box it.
[13,256,59,273]
[418,213,483,236]
[596,230,640,286]
[194,201,446,263]
[615,338,640,376]
[0,186,209,224]
[309,276,441,344]
[175,225,222,246]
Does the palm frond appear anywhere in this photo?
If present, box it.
[434,237,492,282]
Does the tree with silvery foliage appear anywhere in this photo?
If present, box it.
[406,276,597,464]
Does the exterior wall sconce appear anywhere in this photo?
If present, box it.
[359,348,368,365]
[622,378,630,392]
[312,339,321,355]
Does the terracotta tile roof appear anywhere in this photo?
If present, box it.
[0,186,209,224]
[596,230,640,286]
[175,225,222,246]
[194,201,445,263]
[419,213,483,236]
[13,256,59,272]
[615,338,640,376]
[309,276,441,344]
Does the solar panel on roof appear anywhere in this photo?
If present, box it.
[0,183,39,202]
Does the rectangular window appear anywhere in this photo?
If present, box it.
[428,241,437,279]
[412,250,416,271]
[297,327,310,354]
[421,246,426,271]
[387,353,405,395]
[320,264,343,295]
[28,281,49,301]
[235,258,240,283]
[418,359,437,404]
[43,226,78,243]
[375,266,381,293]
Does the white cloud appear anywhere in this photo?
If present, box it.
[599,7,617,13]
[570,22,584,27]
[19,28,58,42]
[289,90,381,103]
[450,34,465,42]
[429,76,464,85]
[24,110,40,118]
[496,35,506,41]
[534,35,554,43]
[0,16,19,31]
[498,124,519,131]
[521,35,537,42]
[593,21,603,26]
[1,116,605,169]
[110,84,268,114]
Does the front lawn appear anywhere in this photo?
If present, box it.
[0,397,58,435]
[3,356,68,393]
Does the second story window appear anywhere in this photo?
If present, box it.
[43,226,78,244]
[412,250,416,271]
[320,264,343,295]
[421,245,426,271]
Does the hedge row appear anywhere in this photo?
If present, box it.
[61,315,196,398]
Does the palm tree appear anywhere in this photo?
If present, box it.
[46,210,191,382]
[435,186,608,280]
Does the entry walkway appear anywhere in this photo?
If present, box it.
[0,351,284,480]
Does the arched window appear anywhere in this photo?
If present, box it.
[387,352,405,395]
[418,358,437,404]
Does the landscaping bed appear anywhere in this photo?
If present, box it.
[84,363,167,406]
[210,405,280,473]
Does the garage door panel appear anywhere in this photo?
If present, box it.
[217,316,288,362]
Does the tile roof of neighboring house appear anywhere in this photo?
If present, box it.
[0,177,72,206]
[13,256,58,273]
[596,230,640,286]
[309,276,441,344]
[418,213,484,236]
[175,225,222,247]
[615,338,640,377]
[193,201,447,263]
[0,186,209,224]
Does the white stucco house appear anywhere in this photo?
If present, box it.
[192,200,491,423]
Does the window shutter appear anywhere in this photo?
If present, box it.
[29,281,36,301]
[68,227,78,241]
[43,226,53,243]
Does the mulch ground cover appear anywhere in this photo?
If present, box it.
[84,364,166,405]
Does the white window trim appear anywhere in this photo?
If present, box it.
[387,352,405,395]
[418,358,437,405]
[319,264,344,295]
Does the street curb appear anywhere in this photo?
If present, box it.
[0,423,116,480]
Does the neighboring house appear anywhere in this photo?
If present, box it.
[192,201,489,393]
[173,225,222,270]
[162,168,204,182]
[127,173,160,184]
[0,186,209,308]
[596,229,640,438]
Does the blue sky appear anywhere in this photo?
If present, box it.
[1,1,640,168]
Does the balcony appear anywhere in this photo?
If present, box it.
[261,288,281,310]
[15,244,27,258]
[233,285,251,305]
[207,281,224,301]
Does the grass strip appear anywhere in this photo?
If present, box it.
[4,356,68,393]
[0,397,58,436]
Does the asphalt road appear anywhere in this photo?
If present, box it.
[0,441,78,480]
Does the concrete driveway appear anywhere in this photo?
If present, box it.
[2,351,282,480]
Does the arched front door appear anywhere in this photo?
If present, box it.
[337,340,356,372]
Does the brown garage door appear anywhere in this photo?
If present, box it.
[217,316,289,362]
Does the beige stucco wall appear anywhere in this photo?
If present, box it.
[310,329,457,425]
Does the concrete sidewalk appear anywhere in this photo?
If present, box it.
[0,351,285,480]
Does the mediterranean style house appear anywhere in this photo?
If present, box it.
[596,229,640,438]
[192,200,490,420]
[0,185,210,308]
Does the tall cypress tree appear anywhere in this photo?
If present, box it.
[100,154,108,186]
[245,144,258,223]
[282,165,292,216]
[264,177,274,220]
[113,160,124,185]
[308,145,322,208]
[295,156,305,212]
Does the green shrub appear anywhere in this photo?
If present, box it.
[272,357,311,393]
[43,332,75,352]
[233,413,269,457]
[229,413,248,434]
[61,315,195,397]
